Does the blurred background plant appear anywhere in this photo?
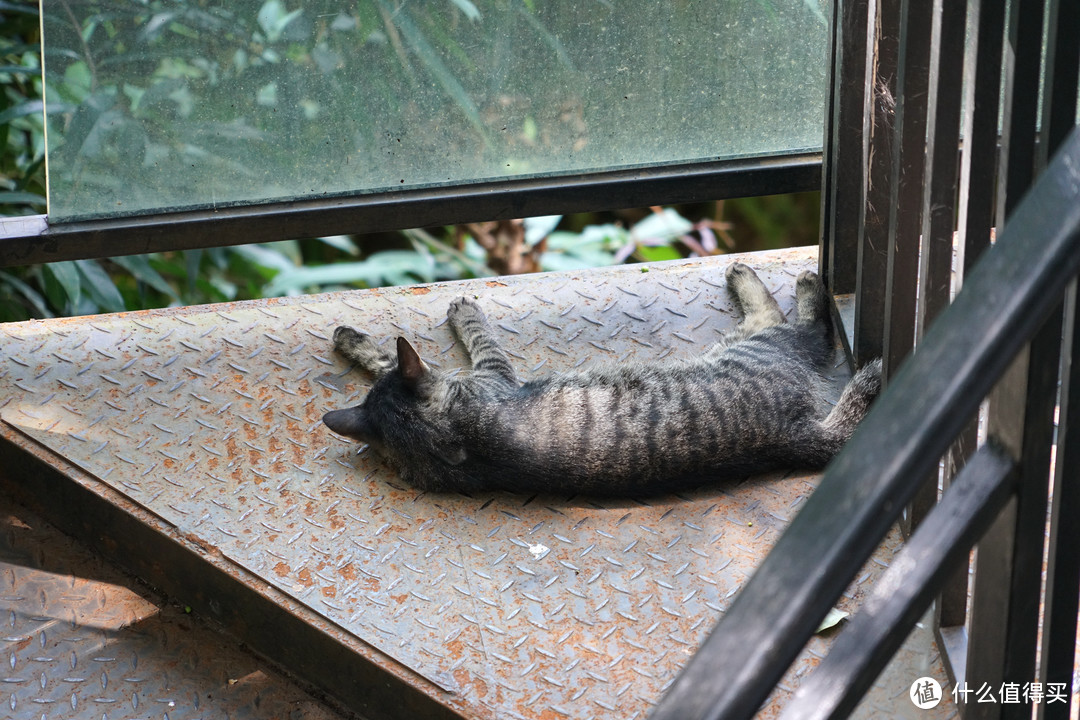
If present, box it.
[1,0,820,322]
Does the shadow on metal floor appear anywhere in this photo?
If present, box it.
[0,247,953,719]
[0,492,345,719]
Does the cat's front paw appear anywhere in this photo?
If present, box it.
[333,325,366,353]
[448,296,486,325]
[333,326,395,375]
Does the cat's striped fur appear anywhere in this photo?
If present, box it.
[323,263,881,496]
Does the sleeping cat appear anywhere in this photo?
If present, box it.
[322,262,881,496]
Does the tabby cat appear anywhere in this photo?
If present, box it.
[323,263,881,496]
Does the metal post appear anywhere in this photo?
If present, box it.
[821,0,873,298]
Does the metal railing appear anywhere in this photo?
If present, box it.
[652,125,1080,720]
[653,0,1080,715]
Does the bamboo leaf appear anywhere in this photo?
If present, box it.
[43,261,81,309]
[447,0,480,21]
[378,0,488,141]
[0,270,53,318]
[75,259,126,313]
[0,190,46,206]
[110,255,178,299]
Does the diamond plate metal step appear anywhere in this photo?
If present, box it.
[0,492,345,720]
[0,247,954,719]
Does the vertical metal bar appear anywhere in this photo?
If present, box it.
[1038,282,1080,720]
[1035,5,1080,718]
[917,0,966,341]
[1005,315,1061,720]
[920,0,970,633]
[947,0,1007,693]
[821,0,873,297]
[967,304,1061,720]
[956,0,1006,272]
[854,0,899,367]
[820,0,841,289]
[882,0,936,537]
[966,1,1056,714]
[997,0,1045,224]
[967,294,1061,720]
[1037,0,1080,171]
[882,0,934,380]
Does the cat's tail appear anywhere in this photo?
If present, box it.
[820,358,882,444]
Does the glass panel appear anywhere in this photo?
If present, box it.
[42,0,831,222]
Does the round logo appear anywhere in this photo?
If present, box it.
[910,677,943,709]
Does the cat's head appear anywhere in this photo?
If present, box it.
[323,338,469,481]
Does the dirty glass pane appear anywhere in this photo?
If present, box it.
[41,0,831,222]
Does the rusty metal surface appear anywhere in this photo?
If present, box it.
[0,246,948,719]
[0,492,344,720]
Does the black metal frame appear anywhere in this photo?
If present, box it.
[0,153,819,267]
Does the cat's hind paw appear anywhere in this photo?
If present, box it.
[794,270,829,323]
[725,262,783,326]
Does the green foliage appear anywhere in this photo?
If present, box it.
[35,0,828,220]
[0,1,821,322]
[0,202,763,320]
[0,0,46,216]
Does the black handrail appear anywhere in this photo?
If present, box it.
[650,126,1080,720]
[782,442,1016,720]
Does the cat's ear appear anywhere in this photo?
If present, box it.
[396,337,430,390]
[322,407,370,440]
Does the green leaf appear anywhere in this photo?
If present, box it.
[379,0,488,141]
[62,61,92,102]
[315,235,360,256]
[635,245,682,263]
[524,215,562,244]
[228,244,298,274]
[632,208,694,242]
[75,259,126,313]
[43,261,81,309]
[257,0,303,42]
[110,255,178,299]
[0,270,53,318]
[183,250,203,294]
[263,251,434,295]
[0,2,40,15]
[447,0,481,21]
[0,99,44,126]
[0,190,46,206]
[0,64,40,75]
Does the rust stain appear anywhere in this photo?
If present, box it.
[0,247,899,720]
